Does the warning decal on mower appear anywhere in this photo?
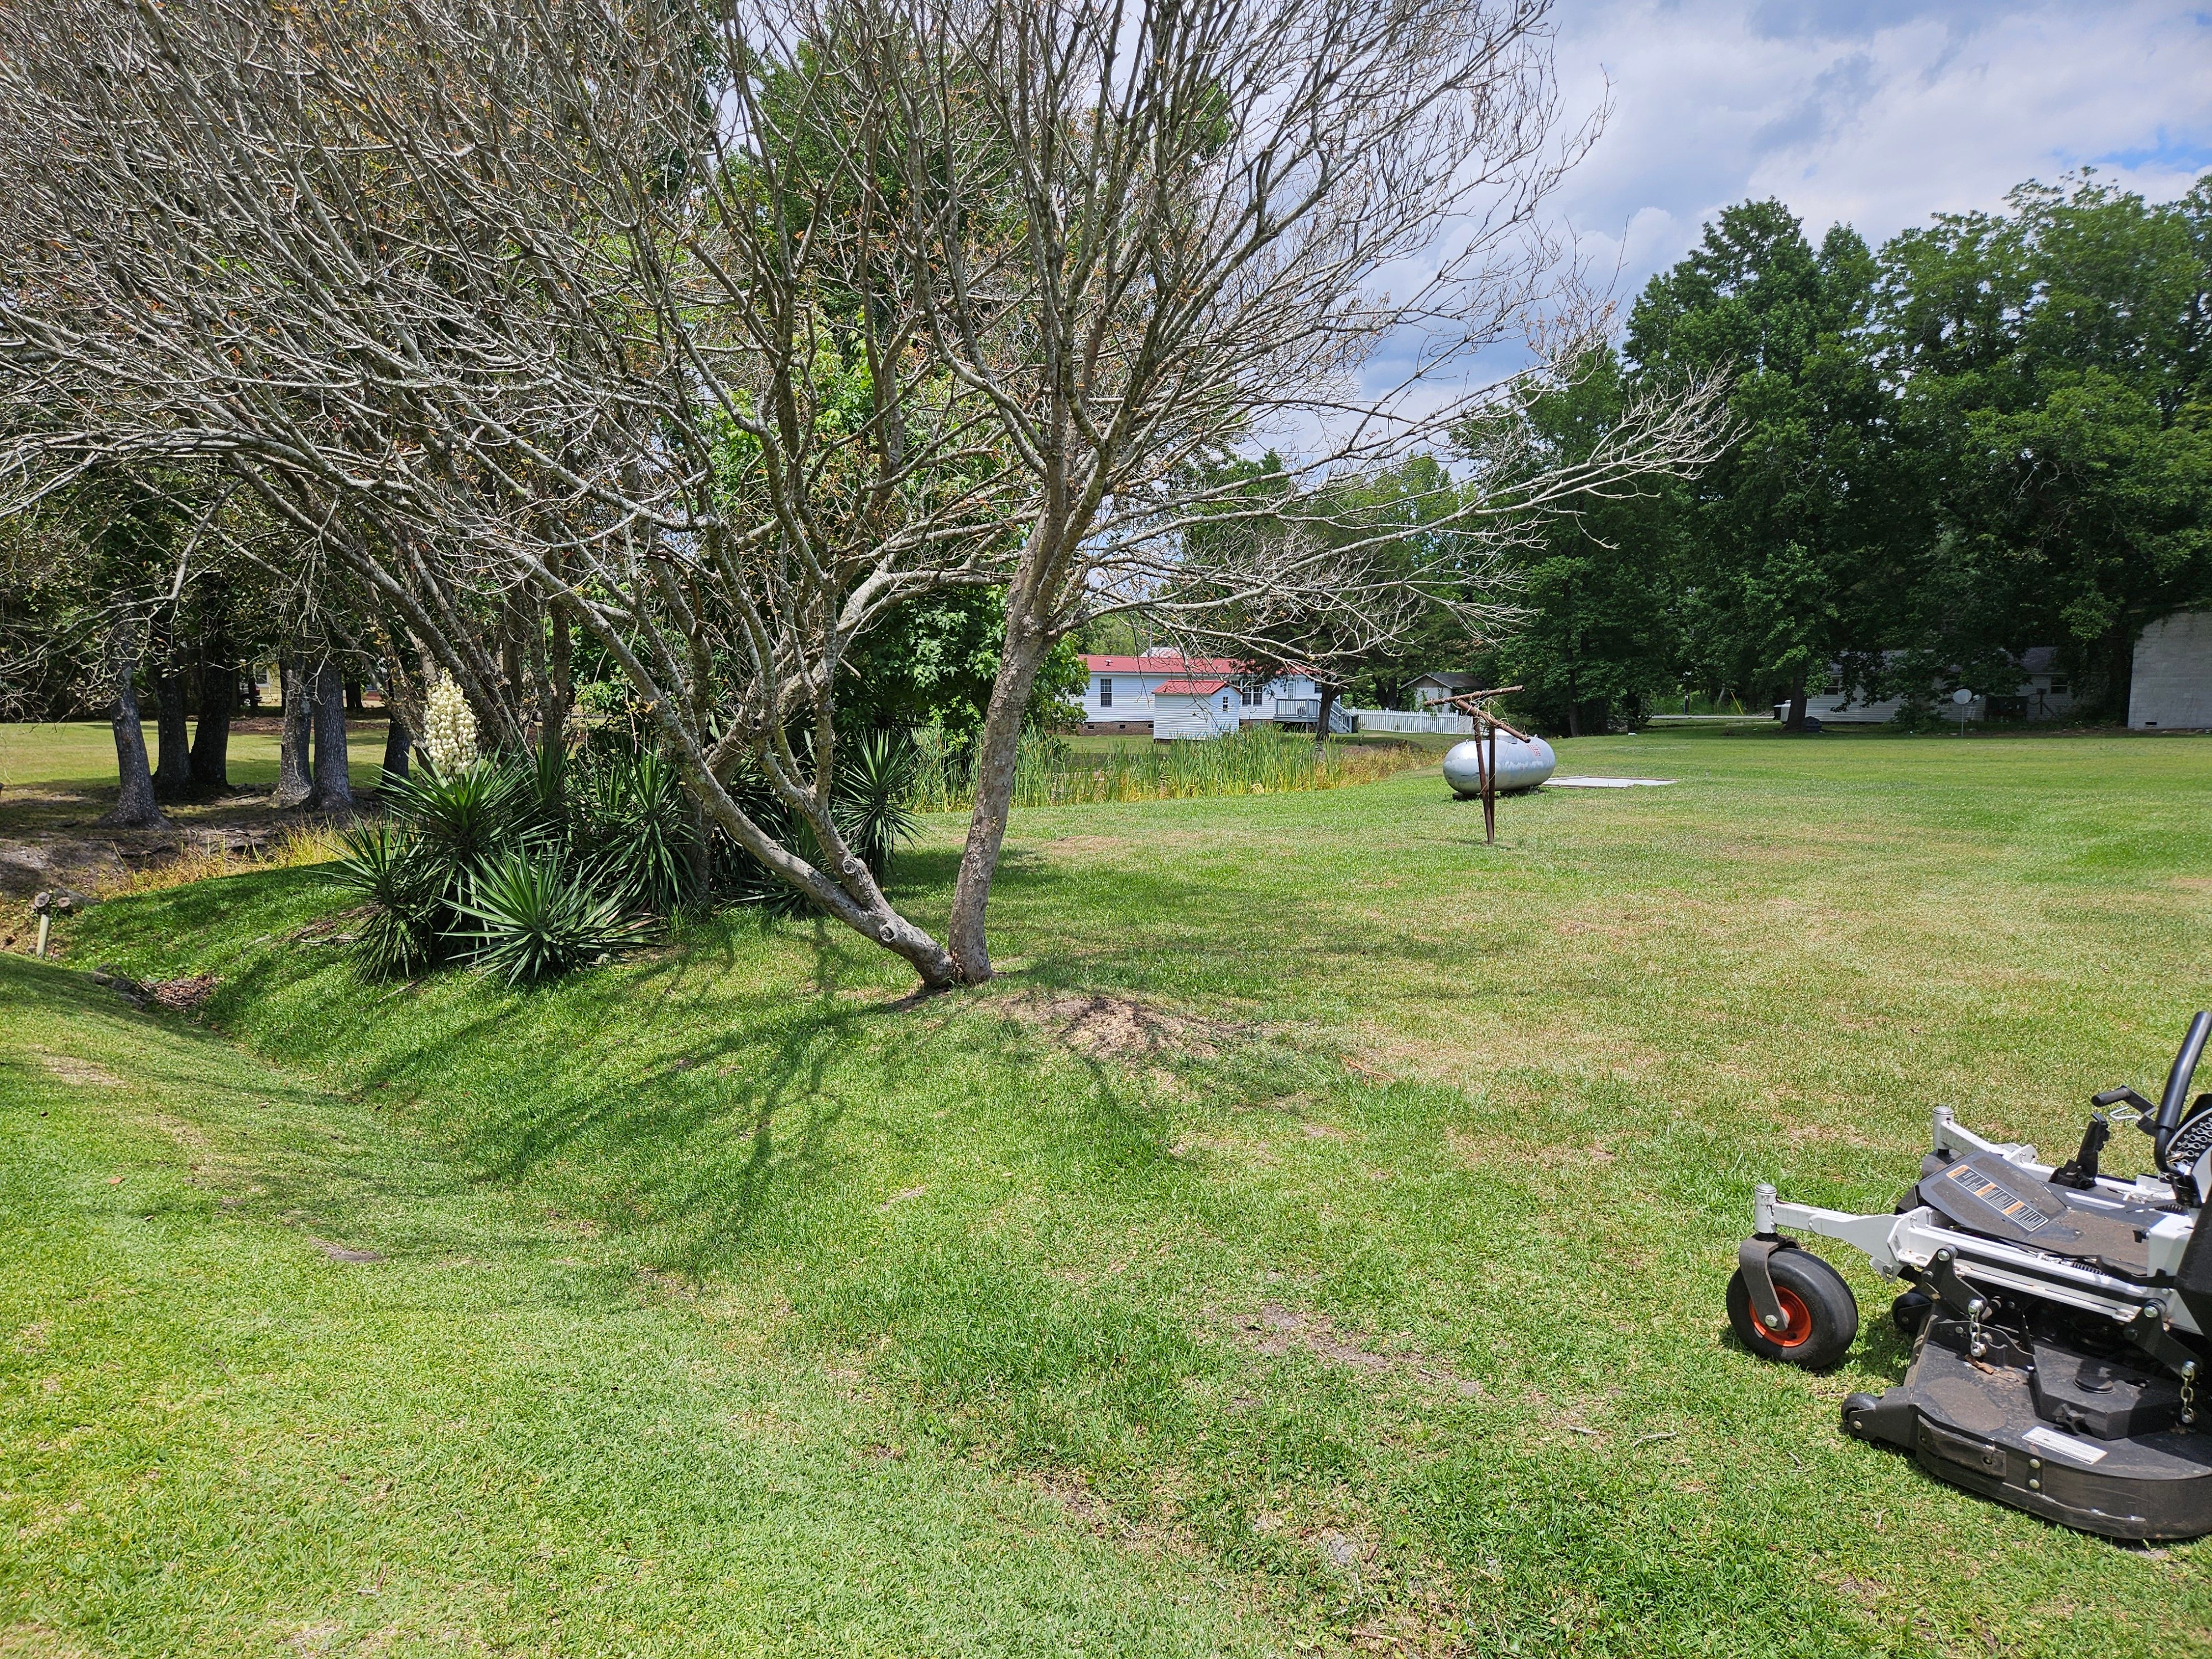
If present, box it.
[2023,1425,2109,1465]
[1944,1164,2051,1233]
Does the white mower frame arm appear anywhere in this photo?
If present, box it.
[1751,1107,2201,1338]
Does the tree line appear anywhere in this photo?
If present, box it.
[1465,176,2212,734]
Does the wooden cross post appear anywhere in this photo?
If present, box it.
[1441,687,1526,847]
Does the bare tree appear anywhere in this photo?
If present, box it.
[0,0,1033,983]
[846,0,1728,978]
[0,0,1721,987]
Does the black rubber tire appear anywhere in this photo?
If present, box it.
[1890,1288,1934,1337]
[1727,1249,1860,1371]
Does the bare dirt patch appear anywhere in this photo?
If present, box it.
[34,1052,121,1088]
[314,1241,387,1265]
[1353,1009,1668,1091]
[1044,834,1128,856]
[1446,1125,1623,1176]
[1228,1302,1481,1396]
[1021,1470,1199,1558]
[147,975,218,1013]
[0,1624,98,1658]
[999,990,1234,1061]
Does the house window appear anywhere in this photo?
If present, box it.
[1240,683,1258,707]
[2049,680,2068,697]
[1220,694,1233,713]
[1098,678,1112,708]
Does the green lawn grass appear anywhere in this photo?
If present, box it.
[0,720,392,796]
[10,724,2212,1655]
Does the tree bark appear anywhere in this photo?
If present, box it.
[189,617,235,794]
[1314,684,1339,753]
[541,598,572,773]
[1784,671,1809,733]
[97,612,168,830]
[307,658,355,815]
[152,608,193,801]
[945,616,1051,983]
[375,629,432,779]
[380,711,411,787]
[273,653,314,808]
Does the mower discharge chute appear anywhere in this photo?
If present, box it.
[1733,1013,2212,1541]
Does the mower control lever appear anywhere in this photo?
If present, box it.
[2095,1086,2156,1118]
[2051,1113,2110,1190]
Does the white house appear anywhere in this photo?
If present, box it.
[2130,612,2212,730]
[1077,650,1325,739]
[1782,646,2080,725]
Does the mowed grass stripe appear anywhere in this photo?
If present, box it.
[0,961,1275,1657]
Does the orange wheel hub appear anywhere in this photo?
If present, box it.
[1767,1286,1815,1348]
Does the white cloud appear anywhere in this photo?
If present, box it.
[1550,0,2212,299]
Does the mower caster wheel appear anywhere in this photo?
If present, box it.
[1728,1249,1859,1370]
[1891,1289,1933,1337]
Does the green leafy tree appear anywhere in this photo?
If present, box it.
[1874,174,2212,713]
[1469,349,1688,735]
[1627,201,1903,728]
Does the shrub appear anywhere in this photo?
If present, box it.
[833,730,920,879]
[328,821,447,979]
[453,848,650,987]
[381,759,534,888]
[575,749,701,915]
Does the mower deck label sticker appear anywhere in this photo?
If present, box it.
[1945,1164,2051,1233]
[2023,1425,2109,1465]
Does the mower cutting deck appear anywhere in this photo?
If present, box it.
[1733,1013,2212,1541]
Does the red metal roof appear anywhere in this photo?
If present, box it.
[1152,678,1230,696]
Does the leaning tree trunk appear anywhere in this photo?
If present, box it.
[307,659,354,816]
[97,611,168,831]
[946,612,1051,983]
[151,608,193,801]
[188,614,235,793]
[273,652,314,807]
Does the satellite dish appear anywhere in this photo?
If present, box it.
[1952,687,1974,705]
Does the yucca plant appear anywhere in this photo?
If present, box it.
[833,729,920,879]
[381,757,534,889]
[576,749,700,915]
[328,821,446,979]
[453,848,649,986]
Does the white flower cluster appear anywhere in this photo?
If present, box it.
[423,675,479,775]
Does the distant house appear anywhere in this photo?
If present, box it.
[1406,671,1483,708]
[1785,647,2079,725]
[2130,612,2212,731]
[1077,650,1324,739]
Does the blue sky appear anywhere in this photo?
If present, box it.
[1550,0,2212,300]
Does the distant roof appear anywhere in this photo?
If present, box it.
[1154,678,1230,696]
[1408,670,1482,689]
[2018,645,2062,676]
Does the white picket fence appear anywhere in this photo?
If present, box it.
[1350,707,1475,735]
